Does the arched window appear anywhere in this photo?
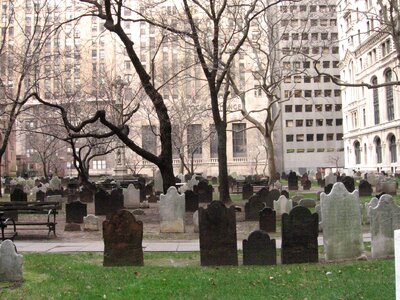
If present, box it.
[390,135,397,163]
[375,137,382,163]
[372,76,380,124]
[385,70,394,121]
[354,141,361,165]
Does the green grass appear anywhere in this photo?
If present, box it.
[0,253,394,299]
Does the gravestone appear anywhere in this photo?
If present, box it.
[256,187,269,204]
[103,210,144,266]
[265,189,281,209]
[244,195,265,221]
[199,201,238,266]
[79,187,94,203]
[193,210,199,233]
[315,204,322,232]
[298,198,316,208]
[377,178,398,195]
[324,184,333,194]
[288,171,298,190]
[273,195,293,216]
[316,171,323,186]
[324,173,337,186]
[0,240,23,282]
[342,176,355,192]
[159,187,185,233]
[366,173,377,186]
[36,190,46,202]
[195,180,213,203]
[259,207,276,232]
[395,230,400,298]
[321,182,363,261]
[45,195,62,203]
[281,206,319,264]
[84,214,100,231]
[243,230,276,265]
[66,201,87,224]
[110,189,124,211]
[359,180,373,197]
[123,184,140,209]
[95,189,112,216]
[370,194,400,258]
[187,175,199,191]
[303,180,311,190]
[300,173,309,186]
[184,190,199,212]
[242,183,253,200]
[49,176,62,191]
[365,197,380,224]
[154,170,163,194]
[10,189,27,202]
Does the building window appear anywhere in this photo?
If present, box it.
[209,124,218,158]
[141,125,157,155]
[286,135,294,142]
[317,134,324,141]
[372,76,380,124]
[92,160,106,170]
[390,135,397,163]
[295,105,302,112]
[385,70,394,121]
[305,105,312,112]
[232,123,247,157]
[286,120,293,127]
[307,134,314,141]
[376,137,382,164]
[296,134,304,142]
[285,105,292,112]
[296,120,303,127]
[187,124,203,159]
[354,141,361,164]
[306,119,313,127]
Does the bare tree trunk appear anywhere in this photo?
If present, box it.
[0,155,2,197]
[215,123,230,203]
[265,135,277,184]
[158,160,175,193]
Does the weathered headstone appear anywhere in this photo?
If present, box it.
[359,180,373,197]
[342,176,355,192]
[366,173,377,186]
[370,194,400,258]
[94,189,117,216]
[195,180,213,203]
[281,206,319,264]
[103,210,144,266]
[365,197,380,224]
[243,230,276,265]
[84,214,100,231]
[273,195,292,216]
[123,184,141,209]
[242,183,253,200]
[10,189,27,202]
[288,171,298,190]
[321,182,363,261]
[256,187,269,204]
[184,190,199,212]
[245,195,265,221]
[265,189,281,209]
[395,229,400,298]
[110,189,124,211]
[49,176,62,191]
[0,240,23,282]
[187,175,199,191]
[66,201,87,224]
[324,184,333,194]
[324,173,337,186]
[199,201,238,266]
[303,180,311,190]
[159,187,185,233]
[259,207,276,232]
[36,190,46,202]
[193,210,199,233]
[154,170,163,194]
[79,187,94,203]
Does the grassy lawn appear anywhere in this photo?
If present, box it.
[0,252,394,299]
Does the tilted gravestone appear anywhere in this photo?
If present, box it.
[79,187,94,203]
[184,190,199,212]
[103,210,144,266]
[273,195,292,216]
[10,189,27,202]
[199,201,238,266]
[159,187,185,233]
[370,194,400,258]
[66,201,87,224]
[259,207,276,232]
[281,206,319,264]
[0,240,23,282]
[321,182,363,261]
[242,183,254,200]
[265,189,281,209]
[288,171,298,190]
[123,184,140,209]
[359,180,373,197]
[243,230,276,266]
[244,195,265,221]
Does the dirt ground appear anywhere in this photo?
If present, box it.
[10,199,274,242]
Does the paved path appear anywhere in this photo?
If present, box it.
[13,233,372,253]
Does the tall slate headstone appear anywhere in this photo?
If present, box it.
[281,206,319,264]
[321,182,363,261]
[195,180,213,203]
[288,171,298,191]
[342,176,355,192]
[244,195,265,221]
[359,180,373,197]
[370,194,400,258]
[10,189,27,202]
[184,190,199,212]
[66,201,87,224]
[36,190,46,202]
[103,210,144,266]
[95,189,111,216]
[110,188,124,211]
[242,183,254,200]
[199,201,238,266]
[243,230,276,265]
[79,187,94,203]
[259,207,276,232]
[159,187,185,233]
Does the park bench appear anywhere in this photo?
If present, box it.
[0,201,61,239]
